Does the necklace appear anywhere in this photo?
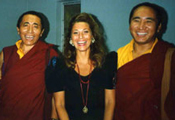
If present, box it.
[77,63,92,114]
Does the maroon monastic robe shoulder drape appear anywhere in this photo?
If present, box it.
[0,40,58,120]
[114,40,175,120]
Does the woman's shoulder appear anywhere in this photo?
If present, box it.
[102,51,117,71]
[106,51,117,60]
[104,51,118,65]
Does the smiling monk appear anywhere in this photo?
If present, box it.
[114,2,175,120]
[0,11,58,120]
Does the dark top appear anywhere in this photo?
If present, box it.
[46,51,117,120]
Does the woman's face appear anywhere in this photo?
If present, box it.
[71,22,93,53]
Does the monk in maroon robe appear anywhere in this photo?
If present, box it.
[114,2,175,120]
[0,11,58,120]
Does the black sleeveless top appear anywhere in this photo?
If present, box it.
[45,51,117,120]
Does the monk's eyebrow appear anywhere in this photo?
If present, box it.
[23,22,39,26]
[132,16,156,21]
[23,22,29,25]
[132,16,140,20]
[33,23,39,26]
[145,17,156,21]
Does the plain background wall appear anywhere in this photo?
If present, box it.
[0,0,175,52]
[81,0,175,51]
[0,0,58,50]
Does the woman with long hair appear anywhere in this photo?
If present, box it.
[46,12,117,120]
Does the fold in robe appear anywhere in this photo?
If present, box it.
[115,40,175,120]
[0,40,58,120]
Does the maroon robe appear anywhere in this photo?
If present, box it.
[114,40,175,120]
[0,40,58,120]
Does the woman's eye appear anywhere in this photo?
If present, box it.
[84,30,89,33]
[73,31,78,34]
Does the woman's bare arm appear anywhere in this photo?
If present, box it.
[51,96,59,119]
[104,89,115,120]
[53,91,69,120]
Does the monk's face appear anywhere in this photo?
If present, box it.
[17,14,44,47]
[129,6,161,45]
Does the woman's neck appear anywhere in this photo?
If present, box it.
[76,51,90,65]
[75,52,93,76]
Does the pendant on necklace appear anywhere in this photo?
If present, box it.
[82,106,88,113]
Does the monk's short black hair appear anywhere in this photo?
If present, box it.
[129,2,162,26]
[16,11,45,31]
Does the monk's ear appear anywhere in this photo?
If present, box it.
[17,27,20,34]
[40,29,45,37]
[157,23,162,33]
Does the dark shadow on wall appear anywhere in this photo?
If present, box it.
[90,14,109,53]
[157,4,168,41]
[156,3,175,46]
[39,12,61,54]
[39,12,50,42]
